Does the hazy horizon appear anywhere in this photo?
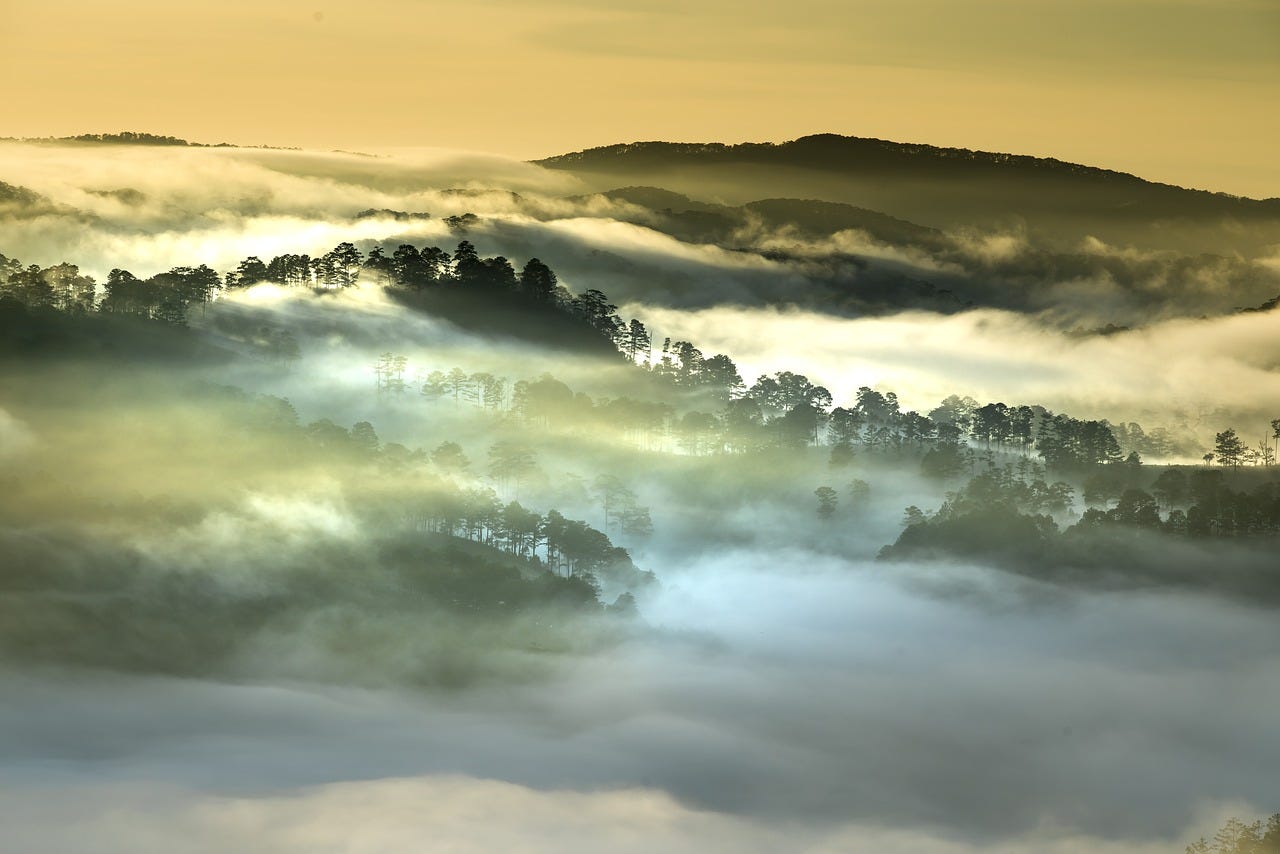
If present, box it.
[3,0,1279,198]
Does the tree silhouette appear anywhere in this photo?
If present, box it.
[518,257,557,301]
[619,318,652,364]
[1214,428,1245,469]
[430,441,470,476]
[1186,813,1280,853]
[228,256,268,289]
[1150,468,1188,510]
[572,289,623,342]
[814,486,838,519]
[487,441,538,498]
[699,354,744,401]
[452,240,484,286]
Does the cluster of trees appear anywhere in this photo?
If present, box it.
[0,255,97,314]
[99,266,221,323]
[887,462,1073,544]
[1075,468,1280,537]
[224,238,628,329]
[884,459,1280,570]
[0,252,221,325]
[212,388,652,598]
[415,487,643,585]
[425,440,652,543]
[1206,425,1280,468]
[907,463,1075,524]
[1187,814,1280,854]
[391,351,1206,491]
[221,238,664,357]
[395,366,675,450]
[2,237,626,341]
[589,474,653,540]
[813,480,871,519]
[224,239,767,378]
[10,240,1275,480]
[420,367,510,411]
[879,467,1066,565]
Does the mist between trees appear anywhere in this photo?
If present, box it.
[1,211,1278,852]
[4,234,1279,613]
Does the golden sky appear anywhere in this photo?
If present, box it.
[3,0,1278,197]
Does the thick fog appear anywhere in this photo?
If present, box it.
[3,141,1279,852]
[2,552,1275,851]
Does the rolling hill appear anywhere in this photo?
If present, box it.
[537,134,1280,255]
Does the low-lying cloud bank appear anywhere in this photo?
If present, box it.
[2,552,1276,851]
[0,774,1242,854]
[3,141,1279,327]
[630,302,1280,444]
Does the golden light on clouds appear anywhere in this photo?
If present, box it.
[2,0,1278,195]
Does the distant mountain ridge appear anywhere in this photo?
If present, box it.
[537,133,1274,204]
[535,133,1280,255]
[0,131,299,151]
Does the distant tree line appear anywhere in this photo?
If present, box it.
[4,240,1273,473]
[1187,814,1280,854]
[0,251,219,325]
[882,458,1280,571]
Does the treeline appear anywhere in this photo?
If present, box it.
[1187,814,1280,854]
[225,239,638,349]
[4,240,1275,469]
[390,357,1198,481]
[0,238,638,349]
[881,460,1280,571]
[4,131,294,150]
[0,256,98,314]
[1075,468,1280,538]
[0,252,219,324]
[1207,426,1280,468]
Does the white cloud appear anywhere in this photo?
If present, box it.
[628,302,1280,444]
[0,773,1238,854]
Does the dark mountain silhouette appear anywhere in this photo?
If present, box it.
[538,134,1280,255]
[0,131,301,151]
[2,131,209,147]
[556,185,1277,321]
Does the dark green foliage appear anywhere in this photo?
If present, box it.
[518,257,558,300]
[226,256,269,288]
[430,441,470,475]
[920,441,968,479]
[814,486,838,519]
[880,467,1069,563]
[1035,414,1123,470]
[1215,428,1247,468]
[0,295,228,363]
[751,371,833,415]
[882,504,1058,565]
[571,288,623,341]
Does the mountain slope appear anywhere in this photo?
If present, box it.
[537,134,1280,254]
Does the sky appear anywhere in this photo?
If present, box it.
[2,0,1278,197]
